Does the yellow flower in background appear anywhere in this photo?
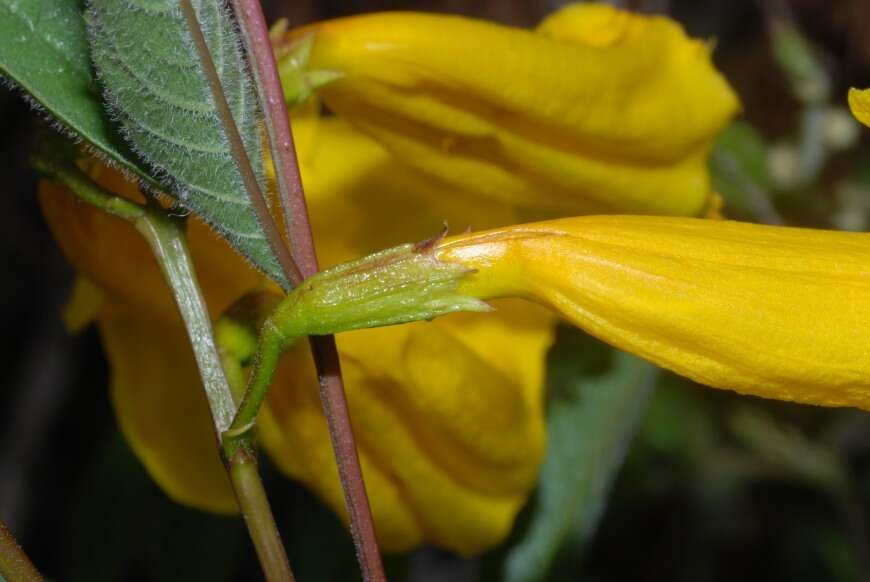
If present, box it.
[849,87,870,127]
[438,216,870,411]
[284,3,739,217]
[37,5,739,555]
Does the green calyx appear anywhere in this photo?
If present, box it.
[270,234,492,342]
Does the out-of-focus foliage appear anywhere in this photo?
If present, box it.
[502,328,656,582]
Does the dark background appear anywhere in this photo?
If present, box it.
[3,0,870,580]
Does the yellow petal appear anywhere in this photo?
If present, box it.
[848,87,870,127]
[260,299,553,555]
[286,5,739,215]
[98,301,237,513]
[260,117,555,554]
[438,215,870,410]
[39,168,260,514]
[295,116,521,264]
[63,276,104,333]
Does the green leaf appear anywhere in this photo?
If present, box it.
[502,327,657,582]
[0,0,285,286]
[85,0,285,287]
[0,0,154,184]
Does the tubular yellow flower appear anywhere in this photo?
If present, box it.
[437,215,870,410]
[285,4,739,216]
[39,116,553,555]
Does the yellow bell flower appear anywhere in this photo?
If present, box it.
[39,117,553,555]
[283,3,739,216]
[437,215,870,411]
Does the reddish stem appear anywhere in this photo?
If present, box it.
[230,2,386,580]
[308,335,385,582]
[178,0,302,287]
[229,0,317,273]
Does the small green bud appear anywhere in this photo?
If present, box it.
[277,33,343,106]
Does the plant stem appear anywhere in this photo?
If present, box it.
[229,448,296,582]
[31,155,144,221]
[229,0,317,272]
[0,521,41,582]
[308,334,386,581]
[134,206,237,433]
[178,0,302,288]
[36,153,295,582]
[229,2,386,579]
[136,207,293,582]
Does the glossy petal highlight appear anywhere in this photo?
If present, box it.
[287,5,739,215]
[439,216,870,410]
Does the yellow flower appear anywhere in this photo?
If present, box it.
[38,6,737,556]
[284,3,739,216]
[40,117,554,554]
[438,215,870,410]
[849,87,870,127]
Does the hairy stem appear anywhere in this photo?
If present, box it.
[178,0,302,287]
[225,321,285,444]
[229,2,385,579]
[31,155,143,221]
[0,521,41,582]
[134,205,237,433]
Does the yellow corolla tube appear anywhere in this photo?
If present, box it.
[437,215,870,410]
[284,4,739,216]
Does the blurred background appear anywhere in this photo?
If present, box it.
[3,0,870,580]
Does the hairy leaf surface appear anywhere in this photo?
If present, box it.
[86,0,285,286]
